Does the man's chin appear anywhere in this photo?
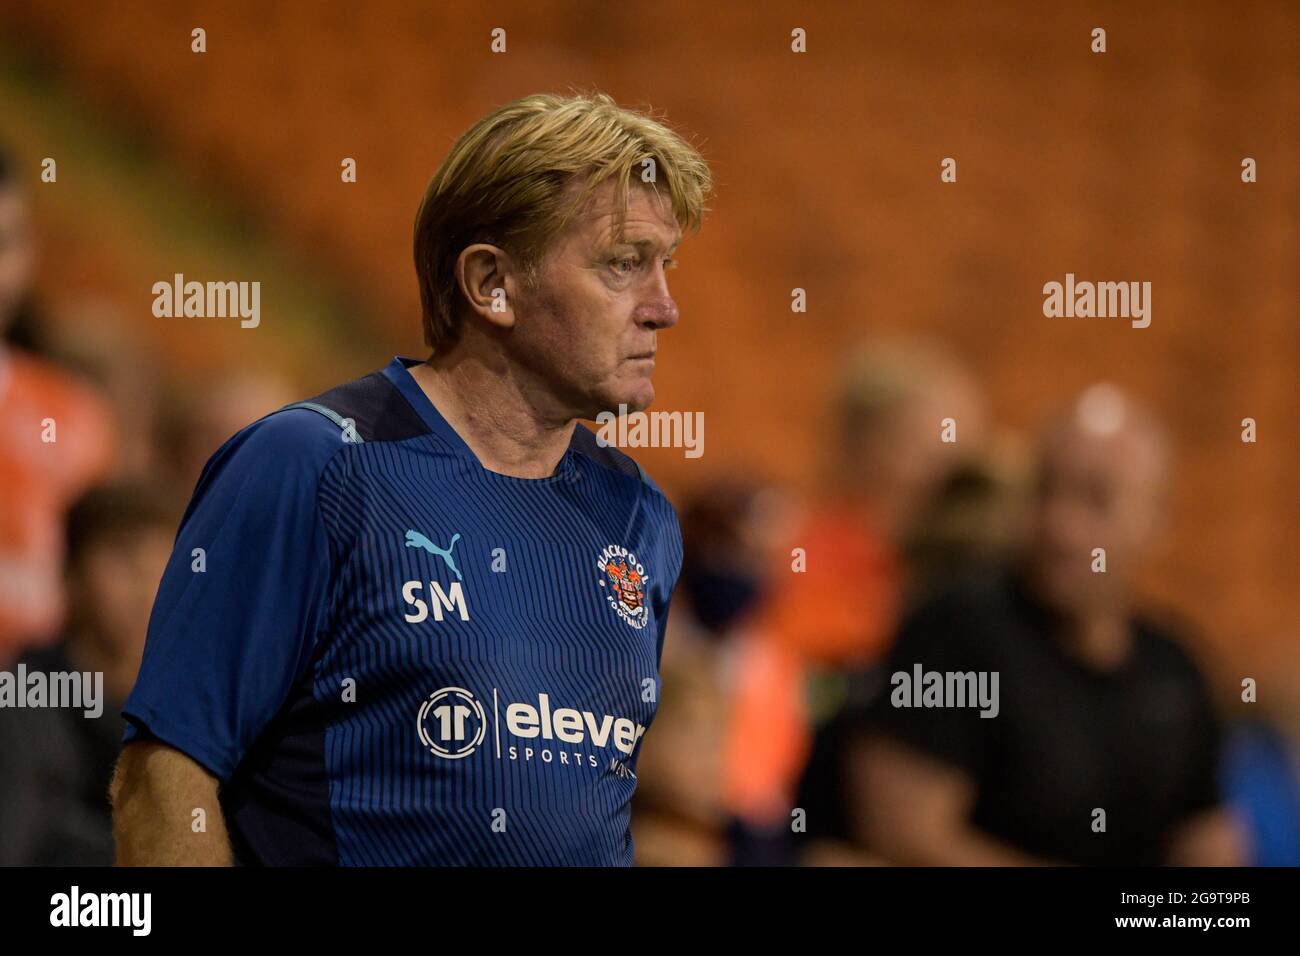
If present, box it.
[586,381,655,418]
[620,391,654,414]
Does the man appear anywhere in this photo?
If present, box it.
[0,485,174,864]
[0,143,114,663]
[850,384,1242,866]
[111,92,712,865]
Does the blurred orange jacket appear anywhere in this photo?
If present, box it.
[721,500,900,826]
[0,349,113,661]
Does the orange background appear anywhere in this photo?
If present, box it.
[1,1,1295,679]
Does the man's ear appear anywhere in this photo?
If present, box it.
[455,243,518,330]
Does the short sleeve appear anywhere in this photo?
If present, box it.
[121,409,342,781]
[865,595,994,780]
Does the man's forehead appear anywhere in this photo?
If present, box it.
[610,225,682,249]
[575,181,680,243]
[597,217,681,251]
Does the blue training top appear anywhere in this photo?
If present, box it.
[123,356,682,865]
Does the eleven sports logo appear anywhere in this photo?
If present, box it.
[417,686,647,771]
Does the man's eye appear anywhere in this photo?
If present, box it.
[662,257,677,271]
[611,257,637,274]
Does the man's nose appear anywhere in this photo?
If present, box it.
[636,274,679,330]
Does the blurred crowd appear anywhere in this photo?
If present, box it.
[1,137,1298,867]
[632,347,1300,867]
[0,144,296,864]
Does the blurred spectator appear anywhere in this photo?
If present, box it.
[0,483,176,864]
[43,308,164,481]
[720,339,985,864]
[630,602,732,866]
[678,483,791,639]
[901,451,1028,604]
[795,450,1025,858]
[0,143,114,662]
[847,384,1243,865]
[632,483,792,865]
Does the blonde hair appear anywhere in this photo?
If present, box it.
[413,91,712,349]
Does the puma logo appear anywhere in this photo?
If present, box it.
[405,530,463,581]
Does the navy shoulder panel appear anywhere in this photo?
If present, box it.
[294,371,430,444]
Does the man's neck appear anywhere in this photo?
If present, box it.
[408,353,577,479]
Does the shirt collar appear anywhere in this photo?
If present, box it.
[381,355,578,481]
[382,356,475,458]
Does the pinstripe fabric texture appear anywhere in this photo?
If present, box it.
[284,358,680,865]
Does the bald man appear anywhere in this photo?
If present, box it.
[844,385,1242,866]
